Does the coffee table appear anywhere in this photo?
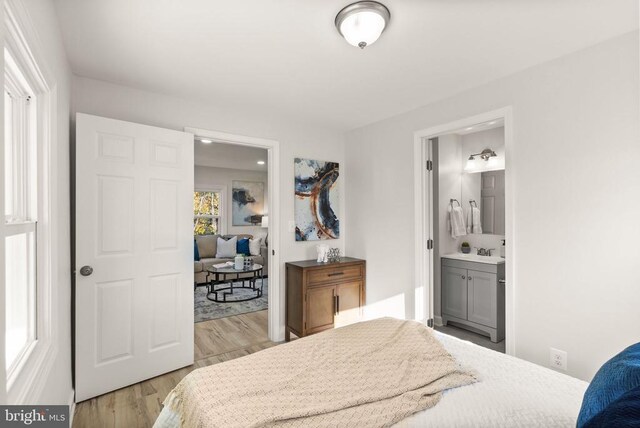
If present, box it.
[205,264,264,303]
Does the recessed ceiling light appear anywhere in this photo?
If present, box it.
[488,121,496,125]
[257,160,265,165]
[200,138,212,144]
[465,127,474,131]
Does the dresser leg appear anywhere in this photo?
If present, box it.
[285,327,291,342]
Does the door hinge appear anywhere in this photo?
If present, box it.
[272,249,275,256]
[427,318,434,328]
[426,160,433,171]
[427,239,434,250]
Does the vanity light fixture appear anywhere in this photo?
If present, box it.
[335,1,391,49]
[468,148,497,161]
[465,148,497,171]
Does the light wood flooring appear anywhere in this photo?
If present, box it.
[72,310,273,428]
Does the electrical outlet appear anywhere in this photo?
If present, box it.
[550,348,567,371]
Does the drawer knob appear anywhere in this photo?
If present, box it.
[468,277,472,280]
[461,275,465,279]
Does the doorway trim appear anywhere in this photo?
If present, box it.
[185,127,282,342]
[413,106,515,356]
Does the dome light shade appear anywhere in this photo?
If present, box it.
[335,2,390,49]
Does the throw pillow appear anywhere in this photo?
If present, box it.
[237,238,251,256]
[216,236,237,258]
[577,342,640,428]
[249,238,261,256]
[194,239,200,261]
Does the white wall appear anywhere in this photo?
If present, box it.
[194,165,268,238]
[0,0,73,405]
[345,31,640,381]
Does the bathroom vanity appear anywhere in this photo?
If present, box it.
[441,254,505,342]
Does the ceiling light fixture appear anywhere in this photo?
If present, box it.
[200,138,213,144]
[335,1,390,49]
[257,160,265,165]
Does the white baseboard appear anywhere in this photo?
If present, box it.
[68,389,76,426]
[435,316,444,327]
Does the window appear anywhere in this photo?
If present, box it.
[4,48,38,377]
[193,189,223,235]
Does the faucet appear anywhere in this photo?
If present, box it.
[476,248,496,256]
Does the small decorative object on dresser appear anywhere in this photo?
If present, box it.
[461,241,471,254]
[316,244,329,263]
[285,258,366,341]
[327,247,341,262]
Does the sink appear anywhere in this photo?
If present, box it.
[442,253,505,265]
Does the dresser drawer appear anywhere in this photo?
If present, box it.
[307,264,362,285]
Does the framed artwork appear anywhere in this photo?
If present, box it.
[294,158,339,241]
[232,180,264,226]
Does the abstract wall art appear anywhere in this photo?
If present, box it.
[232,180,265,226]
[294,158,340,241]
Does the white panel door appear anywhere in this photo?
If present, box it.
[75,113,194,402]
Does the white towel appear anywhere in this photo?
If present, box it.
[467,206,483,234]
[449,205,467,238]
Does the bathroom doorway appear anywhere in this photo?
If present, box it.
[413,108,515,355]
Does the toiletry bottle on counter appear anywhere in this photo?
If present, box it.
[500,239,506,258]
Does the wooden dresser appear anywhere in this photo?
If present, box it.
[285,258,366,341]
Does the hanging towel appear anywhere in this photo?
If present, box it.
[467,206,483,234]
[449,205,467,238]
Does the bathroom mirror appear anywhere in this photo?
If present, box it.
[461,169,505,235]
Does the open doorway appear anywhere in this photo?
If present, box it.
[193,142,269,322]
[414,108,514,355]
[186,128,281,346]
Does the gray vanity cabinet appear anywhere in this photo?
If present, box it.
[441,258,505,342]
[442,267,468,320]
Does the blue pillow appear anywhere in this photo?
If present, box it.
[194,239,200,261]
[236,238,250,256]
[578,342,640,428]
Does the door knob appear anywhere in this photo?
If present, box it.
[80,266,93,276]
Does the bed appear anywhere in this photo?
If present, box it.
[154,318,587,427]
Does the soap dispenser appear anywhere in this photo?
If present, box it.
[500,239,506,258]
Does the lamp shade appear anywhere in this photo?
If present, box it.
[261,216,269,228]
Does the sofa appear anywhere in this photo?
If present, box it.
[194,234,268,285]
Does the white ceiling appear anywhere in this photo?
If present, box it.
[453,118,504,136]
[194,140,268,171]
[53,0,638,132]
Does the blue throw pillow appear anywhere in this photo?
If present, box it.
[578,342,640,428]
[194,239,200,261]
[236,238,250,256]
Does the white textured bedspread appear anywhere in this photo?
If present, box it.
[396,331,588,427]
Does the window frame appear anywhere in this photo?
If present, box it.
[194,186,226,236]
[2,1,58,404]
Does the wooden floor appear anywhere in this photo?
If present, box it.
[72,310,274,428]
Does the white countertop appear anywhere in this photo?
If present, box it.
[442,253,505,265]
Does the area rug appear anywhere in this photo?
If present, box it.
[194,278,268,323]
